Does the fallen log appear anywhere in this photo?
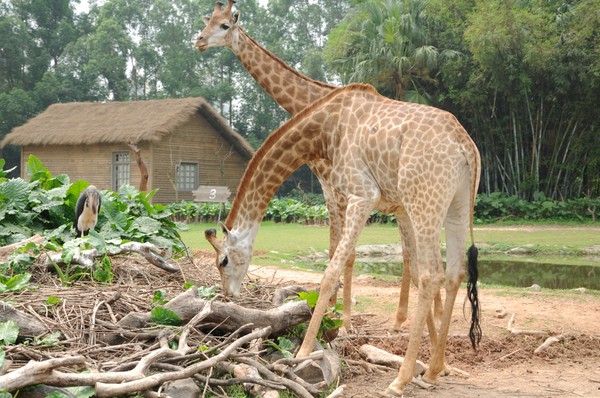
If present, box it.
[43,242,179,273]
[105,287,311,344]
[0,301,48,339]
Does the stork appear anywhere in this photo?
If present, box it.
[75,185,102,237]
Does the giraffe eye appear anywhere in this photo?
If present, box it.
[220,256,228,267]
[221,23,230,30]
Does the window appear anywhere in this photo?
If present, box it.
[112,152,130,191]
[177,162,198,191]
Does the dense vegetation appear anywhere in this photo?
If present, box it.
[0,156,187,287]
[168,192,599,225]
[0,0,598,200]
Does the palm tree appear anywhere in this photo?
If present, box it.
[329,0,459,103]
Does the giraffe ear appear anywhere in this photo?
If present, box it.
[220,222,230,237]
[232,10,240,25]
[203,15,211,25]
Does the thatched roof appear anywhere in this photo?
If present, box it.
[1,97,254,159]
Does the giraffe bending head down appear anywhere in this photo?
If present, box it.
[204,84,482,396]
[196,0,445,331]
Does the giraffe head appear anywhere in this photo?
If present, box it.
[195,0,239,52]
[204,226,252,297]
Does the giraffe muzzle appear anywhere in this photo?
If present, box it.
[195,37,207,52]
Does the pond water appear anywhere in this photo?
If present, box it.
[303,244,600,290]
[353,259,600,290]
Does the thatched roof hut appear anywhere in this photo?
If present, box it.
[1,98,254,203]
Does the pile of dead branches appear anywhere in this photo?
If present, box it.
[0,250,342,398]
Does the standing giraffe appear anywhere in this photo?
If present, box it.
[195,0,442,330]
[205,84,482,396]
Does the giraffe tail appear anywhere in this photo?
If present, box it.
[466,244,481,351]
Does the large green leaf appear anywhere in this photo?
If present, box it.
[0,178,31,210]
[0,321,19,345]
[150,307,182,326]
[132,216,162,234]
[26,154,51,182]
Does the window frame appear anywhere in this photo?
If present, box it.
[176,161,199,192]
[112,151,131,191]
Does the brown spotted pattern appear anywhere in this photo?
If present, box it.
[196,3,481,396]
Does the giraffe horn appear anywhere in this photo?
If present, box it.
[213,1,223,13]
[224,0,236,13]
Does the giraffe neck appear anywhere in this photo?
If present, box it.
[223,92,352,234]
[231,28,336,115]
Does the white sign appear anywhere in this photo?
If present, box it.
[193,185,231,203]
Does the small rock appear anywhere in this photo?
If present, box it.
[293,344,341,387]
[527,284,542,291]
[163,378,200,398]
[572,287,587,293]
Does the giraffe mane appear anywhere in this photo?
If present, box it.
[225,83,379,229]
[240,29,336,91]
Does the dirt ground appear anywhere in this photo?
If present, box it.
[246,263,600,398]
[3,242,599,398]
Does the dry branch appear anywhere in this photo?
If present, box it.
[95,326,272,397]
[534,334,566,354]
[359,344,426,377]
[506,313,548,336]
[0,234,45,255]
[43,242,179,273]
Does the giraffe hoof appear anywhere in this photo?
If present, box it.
[383,387,404,397]
[422,372,439,385]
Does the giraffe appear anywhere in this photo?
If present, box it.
[204,83,482,396]
[195,0,442,330]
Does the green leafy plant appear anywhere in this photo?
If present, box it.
[46,295,62,306]
[152,290,169,305]
[268,336,295,359]
[0,273,31,294]
[0,321,19,346]
[150,307,182,326]
[197,285,217,300]
[297,291,343,343]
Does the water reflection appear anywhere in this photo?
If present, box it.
[352,260,600,290]
[478,260,599,290]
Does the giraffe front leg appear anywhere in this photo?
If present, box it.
[297,195,375,358]
[341,248,355,331]
[393,215,415,330]
[393,254,411,330]
[297,260,342,358]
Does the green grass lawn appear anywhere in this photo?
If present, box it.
[180,221,599,264]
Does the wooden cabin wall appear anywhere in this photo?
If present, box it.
[21,143,147,192]
[151,114,248,204]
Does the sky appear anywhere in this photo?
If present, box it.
[75,0,269,13]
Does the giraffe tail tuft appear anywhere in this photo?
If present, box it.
[466,244,482,352]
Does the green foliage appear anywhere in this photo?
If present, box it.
[150,307,182,326]
[170,192,598,226]
[46,295,62,306]
[197,285,217,300]
[0,321,19,346]
[475,192,600,222]
[297,291,343,343]
[0,156,186,292]
[268,336,295,359]
[167,197,329,225]
[0,273,31,294]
